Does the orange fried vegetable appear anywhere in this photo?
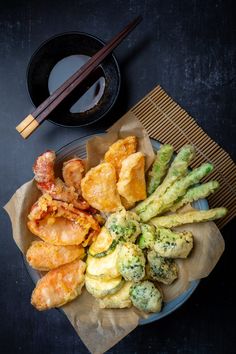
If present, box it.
[26,241,85,271]
[120,196,135,210]
[81,162,122,213]
[62,158,85,193]
[117,152,147,203]
[33,150,56,185]
[27,194,100,246]
[31,259,86,310]
[33,150,89,210]
[104,136,137,176]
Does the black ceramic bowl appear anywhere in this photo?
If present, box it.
[27,32,121,127]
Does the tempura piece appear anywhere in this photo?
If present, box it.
[138,223,156,249]
[27,194,100,246]
[105,208,141,243]
[33,150,89,210]
[170,180,220,212]
[33,150,56,186]
[135,145,196,216]
[150,207,228,228]
[157,163,214,215]
[62,158,85,193]
[120,196,136,210]
[85,274,123,298]
[147,250,178,285]
[104,136,137,176]
[130,281,162,313]
[26,241,85,271]
[81,162,122,213]
[139,163,214,221]
[86,246,120,280]
[98,281,133,309]
[154,228,193,258]
[147,144,174,195]
[31,259,86,310]
[117,152,146,203]
[117,242,145,282]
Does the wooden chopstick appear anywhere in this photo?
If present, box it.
[16,15,142,139]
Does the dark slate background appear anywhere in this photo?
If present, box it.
[0,0,235,353]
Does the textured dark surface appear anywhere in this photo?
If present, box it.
[0,0,235,353]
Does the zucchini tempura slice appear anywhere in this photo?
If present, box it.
[98,281,133,309]
[31,259,86,310]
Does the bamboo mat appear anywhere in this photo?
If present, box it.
[129,85,236,229]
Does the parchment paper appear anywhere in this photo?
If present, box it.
[159,216,225,302]
[4,116,225,354]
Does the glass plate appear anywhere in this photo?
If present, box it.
[24,134,208,325]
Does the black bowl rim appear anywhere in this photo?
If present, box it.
[26,31,121,128]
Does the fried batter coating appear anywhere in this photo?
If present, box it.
[147,250,178,285]
[154,228,193,259]
[33,150,56,184]
[98,281,133,309]
[120,196,136,210]
[130,281,162,313]
[150,207,227,228]
[117,242,146,282]
[104,136,137,176]
[62,158,85,193]
[26,241,85,271]
[27,194,100,246]
[117,152,147,203]
[106,208,141,243]
[33,150,89,210]
[81,162,122,213]
[31,259,86,310]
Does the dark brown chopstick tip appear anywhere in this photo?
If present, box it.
[134,15,143,24]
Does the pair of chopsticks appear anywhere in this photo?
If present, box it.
[16,16,142,139]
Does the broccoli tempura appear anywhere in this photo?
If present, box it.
[154,228,193,258]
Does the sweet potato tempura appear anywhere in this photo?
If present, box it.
[104,136,137,177]
[117,152,147,203]
[81,162,122,213]
[31,259,86,310]
[26,241,85,271]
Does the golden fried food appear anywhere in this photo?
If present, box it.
[31,259,86,310]
[33,150,89,210]
[26,241,85,271]
[104,136,137,176]
[81,162,122,213]
[98,281,133,309]
[62,158,85,193]
[117,152,147,203]
[33,150,56,185]
[120,196,135,210]
[27,194,100,246]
